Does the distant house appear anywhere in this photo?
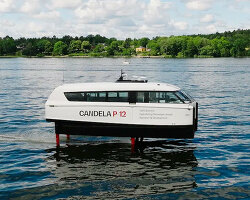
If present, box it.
[16,45,24,50]
[136,46,146,52]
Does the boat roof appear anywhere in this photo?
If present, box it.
[57,82,180,92]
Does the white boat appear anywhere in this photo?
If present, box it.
[123,61,130,65]
[45,72,198,139]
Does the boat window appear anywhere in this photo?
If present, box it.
[180,90,194,101]
[108,92,117,98]
[107,92,117,102]
[86,92,96,101]
[99,92,106,97]
[137,92,183,103]
[175,91,191,103]
[163,92,182,103]
[118,92,129,102]
[98,92,107,101]
[137,92,149,103]
[86,92,106,102]
[65,91,185,103]
[149,92,157,103]
[107,92,128,102]
[64,92,85,101]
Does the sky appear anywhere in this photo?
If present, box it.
[0,0,249,39]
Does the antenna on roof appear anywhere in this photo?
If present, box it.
[117,69,127,81]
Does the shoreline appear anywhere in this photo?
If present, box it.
[0,55,249,59]
[0,55,163,58]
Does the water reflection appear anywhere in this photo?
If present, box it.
[46,140,198,198]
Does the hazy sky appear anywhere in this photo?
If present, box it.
[0,0,249,39]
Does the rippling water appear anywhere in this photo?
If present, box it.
[0,58,249,199]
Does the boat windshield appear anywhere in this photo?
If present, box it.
[175,91,194,103]
[137,91,183,104]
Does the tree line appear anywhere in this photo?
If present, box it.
[0,29,249,58]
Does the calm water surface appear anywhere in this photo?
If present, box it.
[0,58,249,199]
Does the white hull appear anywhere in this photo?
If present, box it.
[46,102,194,126]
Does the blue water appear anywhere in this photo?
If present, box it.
[0,57,249,199]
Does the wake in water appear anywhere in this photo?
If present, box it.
[0,130,133,146]
[0,130,55,144]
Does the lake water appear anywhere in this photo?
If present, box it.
[0,57,249,199]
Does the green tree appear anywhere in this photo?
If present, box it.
[185,39,198,57]
[231,38,247,56]
[158,37,183,57]
[122,38,132,48]
[0,39,3,55]
[93,44,104,53]
[218,37,231,57]
[1,36,16,55]
[147,40,160,55]
[44,41,53,55]
[22,42,36,56]
[81,41,91,52]
[110,41,119,50]
[138,37,149,47]
[105,41,120,56]
[200,45,214,56]
[179,36,189,57]
[53,41,68,55]
[36,39,50,54]
[68,40,82,53]
[122,48,135,56]
[105,41,121,56]
[210,38,221,57]
[193,37,210,55]
[107,37,117,45]
[131,39,139,48]
[62,35,73,45]
[167,37,183,56]
[105,46,114,56]
[92,34,109,44]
